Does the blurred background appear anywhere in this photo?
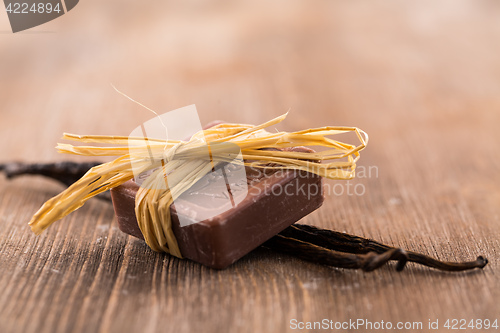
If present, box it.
[1,0,499,157]
[1,1,500,332]
[2,0,499,225]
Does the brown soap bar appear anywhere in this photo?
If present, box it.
[111,147,324,269]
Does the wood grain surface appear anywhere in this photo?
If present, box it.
[1,1,499,332]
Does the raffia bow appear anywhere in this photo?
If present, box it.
[28,113,368,257]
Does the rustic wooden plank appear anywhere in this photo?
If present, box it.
[1,1,499,332]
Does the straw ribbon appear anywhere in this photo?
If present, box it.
[28,113,368,258]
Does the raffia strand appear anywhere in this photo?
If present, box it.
[28,113,368,257]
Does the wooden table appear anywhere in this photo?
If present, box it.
[1,1,499,332]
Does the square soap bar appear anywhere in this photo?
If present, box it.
[110,147,324,269]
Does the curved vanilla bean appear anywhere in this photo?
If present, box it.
[263,234,408,272]
[0,161,101,186]
[0,161,110,201]
[283,224,488,271]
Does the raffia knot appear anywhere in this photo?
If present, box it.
[163,141,184,162]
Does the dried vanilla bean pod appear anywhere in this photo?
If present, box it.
[0,161,101,186]
[280,224,488,272]
[263,235,408,271]
[0,161,110,201]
